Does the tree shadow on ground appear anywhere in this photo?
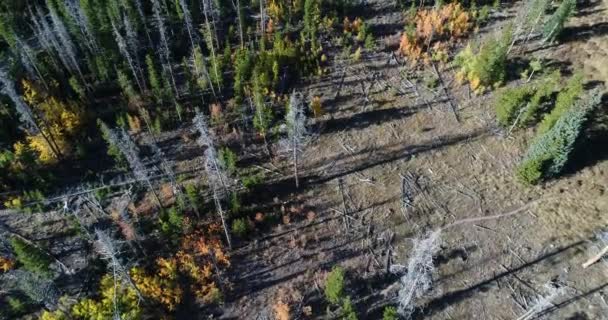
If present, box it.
[228,246,364,301]
[559,22,608,44]
[368,22,404,39]
[538,282,608,318]
[417,240,584,317]
[315,102,431,135]
[308,127,490,186]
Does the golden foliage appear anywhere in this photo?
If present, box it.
[3,196,22,209]
[69,275,141,320]
[127,114,142,134]
[131,258,183,311]
[210,103,223,122]
[255,212,265,222]
[273,286,303,320]
[20,80,83,164]
[310,96,323,117]
[268,0,285,23]
[343,17,364,34]
[267,18,275,35]
[399,34,424,62]
[399,3,472,63]
[0,256,15,273]
[273,301,291,320]
[175,230,229,303]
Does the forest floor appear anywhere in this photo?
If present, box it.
[2,0,608,319]
[216,0,608,318]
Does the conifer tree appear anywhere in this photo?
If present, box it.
[146,54,165,102]
[10,237,52,276]
[303,0,320,50]
[538,72,583,134]
[455,24,513,92]
[517,89,600,184]
[252,71,274,156]
[543,0,576,43]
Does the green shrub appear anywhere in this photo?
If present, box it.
[520,70,561,124]
[495,70,561,127]
[517,89,600,184]
[233,48,253,103]
[516,155,550,185]
[159,206,183,241]
[455,24,512,92]
[10,237,52,276]
[324,266,345,305]
[477,5,490,25]
[231,218,250,237]
[69,76,86,100]
[146,54,164,103]
[494,85,534,126]
[543,0,576,42]
[219,147,237,176]
[229,192,241,214]
[184,183,202,211]
[117,69,137,101]
[538,72,584,134]
[383,306,399,320]
[341,297,358,320]
[7,296,27,316]
[98,120,127,169]
[242,172,263,190]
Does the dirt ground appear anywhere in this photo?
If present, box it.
[219,0,608,318]
[2,0,608,319]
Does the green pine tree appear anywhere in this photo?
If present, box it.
[146,54,163,102]
[517,89,600,184]
[543,0,576,42]
[10,237,52,276]
[538,72,584,134]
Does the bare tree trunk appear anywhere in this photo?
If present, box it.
[212,186,232,249]
[235,0,245,48]
[582,245,608,268]
[145,178,164,209]
[430,61,460,123]
[202,0,221,92]
[28,111,63,161]
[259,0,265,41]
[293,139,299,188]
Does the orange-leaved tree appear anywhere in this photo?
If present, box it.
[176,226,230,303]
[399,3,472,63]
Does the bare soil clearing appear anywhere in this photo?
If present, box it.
[216,1,608,318]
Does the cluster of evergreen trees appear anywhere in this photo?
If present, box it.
[0,0,360,198]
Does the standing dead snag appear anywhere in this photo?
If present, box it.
[94,229,144,304]
[151,142,182,203]
[396,230,441,317]
[282,92,309,188]
[193,111,233,249]
[106,126,163,208]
